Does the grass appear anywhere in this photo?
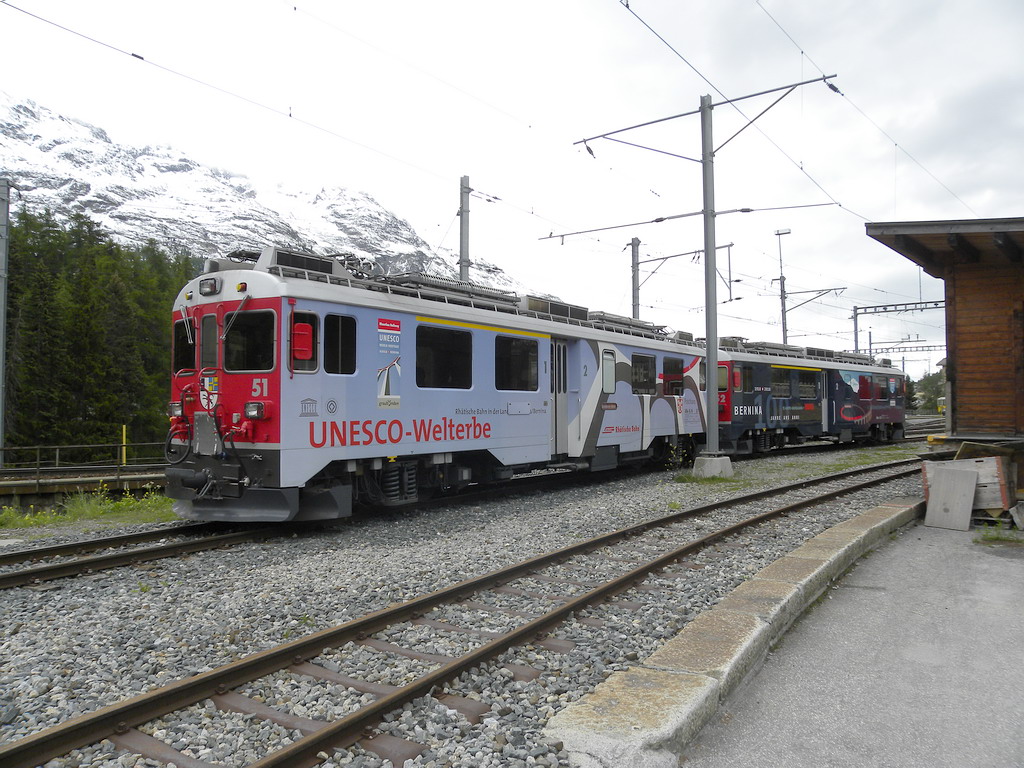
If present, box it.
[811,444,923,474]
[973,520,1024,546]
[0,488,178,532]
[669,442,921,486]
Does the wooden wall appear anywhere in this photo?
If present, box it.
[947,262,1024,436]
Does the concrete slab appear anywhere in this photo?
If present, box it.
[784,536,862,575]
[753,553,835,601]
[711,578,804,634]
[642,609,769,698]
[827,513,897,548]
[547,667,719,768]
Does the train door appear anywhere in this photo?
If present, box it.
[718,362,732,422]
[820,370,829,434]
[551,339,569,456]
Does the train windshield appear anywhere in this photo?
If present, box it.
[172,318,196,373]
[224,310,276,372]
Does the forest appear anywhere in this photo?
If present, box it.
[4,209,200,454]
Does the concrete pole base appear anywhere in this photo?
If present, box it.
[692,455,734,478]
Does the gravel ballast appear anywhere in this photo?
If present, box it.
[0,445,925,767]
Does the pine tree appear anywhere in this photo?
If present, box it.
[4,210,202,455]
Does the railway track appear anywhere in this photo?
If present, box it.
[0,458,922,768]
[0,443,920,590]
[0,469,616,589]
[0,523,280,589]
[903,416,945,440]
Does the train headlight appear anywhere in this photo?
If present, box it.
[199,277,221,296]
[244,401,266,419]
[168,401,184,418]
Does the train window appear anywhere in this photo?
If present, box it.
[770,368,791,397]
[742,365,754,393]
[631,354,656,395]
[173,319,196,373]
[697,361,729,392]
[324,315,357,375]
[549,342,555,393]
[559,344,567,393]
[858,376,871,399]
[602,350,616,394]
[292,312,318,373]
[797,371,818,399]
[200,315,218,369]
[224,310,275,372]
[663,357,685,395]
[496,336,538,391]
[417,325,472,388]
[873,375,888,400]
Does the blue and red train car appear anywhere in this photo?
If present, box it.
[719,340,905,454]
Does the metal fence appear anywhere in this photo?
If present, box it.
[0,441,167,478]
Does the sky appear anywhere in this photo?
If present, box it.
[2,0,1022,381]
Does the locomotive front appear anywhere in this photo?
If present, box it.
[164,258,307,521]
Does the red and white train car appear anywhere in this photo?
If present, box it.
[165,248,716,521]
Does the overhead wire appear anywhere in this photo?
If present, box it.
[0,1,448,183]
[753,0,977,217]
[278,0,530,127]
[276,0,675,244]
[616,1,867,221]
[0,0,636,258]
[612,0,954,351]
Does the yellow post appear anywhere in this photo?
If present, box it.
[121,424,127,466]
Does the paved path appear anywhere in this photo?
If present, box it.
[681,524,1024,768]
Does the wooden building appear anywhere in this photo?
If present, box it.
[866,217,1024,439]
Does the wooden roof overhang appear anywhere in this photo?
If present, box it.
[865,217,1024,278]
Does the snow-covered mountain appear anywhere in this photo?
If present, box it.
[0,92,526,292]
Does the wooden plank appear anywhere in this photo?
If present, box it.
[956,401,1013,411]
[956,390,1014,403]
[958,298,1014,311]
[956,416,1016,431]
[955,337,1012,351]
[955,382,1013,395]
[955,285,1017,300]
[926,457,1016,510]
[956,328,1011,341]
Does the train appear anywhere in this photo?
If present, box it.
[164,247,906,522]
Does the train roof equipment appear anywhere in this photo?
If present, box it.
[199,247,901,369]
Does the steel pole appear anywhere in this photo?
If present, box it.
[700,95,719,454]
[777,232,788,344]
[630,237,640,319]
[459,176,470,282]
